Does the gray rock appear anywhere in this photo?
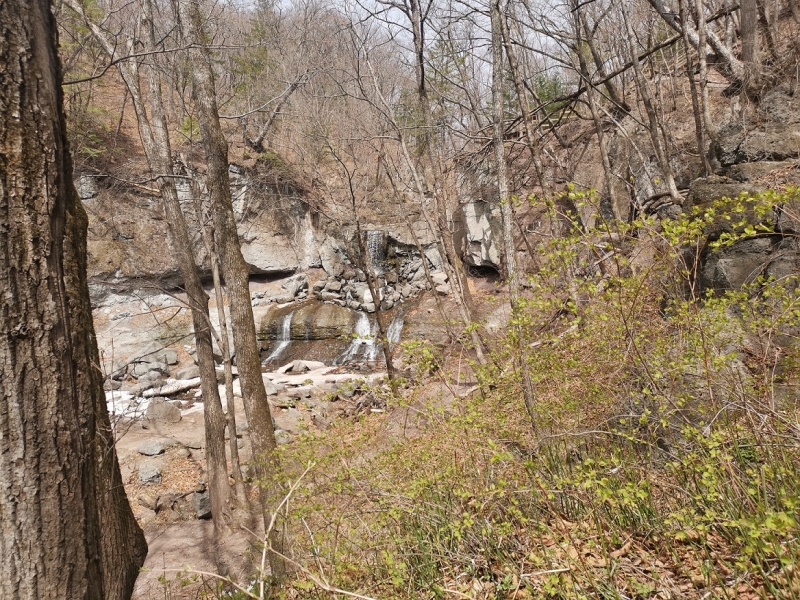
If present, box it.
[380,299,395,311]
[435,284,451,296]
[104,379,122,391]
[193,490,212,519]
[145,397,182,425]
[293,360,325,371]
[178,435,205,450]
[341,267,356,281]
[274,430,293,445]
[138,462,162,485]
[384,270,398,284]
[175,365,201,380]
[137,440,165,456]
[137,371,164,389]
[282,273,309,297]
[324,280,343,292]
[286,387,312,399]
[137,493,157,511]
[272,294,295,304]
[111,360,128,380]
[462,201,502,269]
[161,349,179,365]
[431,271,448,285]
[146,361,170,376]
[400,284,413,298]
[311,279,327,292]
[175,447,192,459]
[320,291,341,301]
[262,376,285,396]
[362,302,376,313]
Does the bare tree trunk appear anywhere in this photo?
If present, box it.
[0,1,146,597]
[65,0,232,536]
[498,0,551,196]
[573,3,620,218]
[741,0,760,88]
[406,0,488,364]
[177,0,286,579]
[680,0,712,175]
[184,166,246,502]
[693,0,715,144]
[491,0,537,430]
[620,2,682,205]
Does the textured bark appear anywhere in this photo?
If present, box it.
[0,1,146,598]
[178,0,285,578]
[740,0,760,85]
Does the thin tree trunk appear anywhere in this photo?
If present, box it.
[498,0,551,196]
[621,3,682,205]
[177,0,286,579]
[741,0,760,88]
[492,0,537,430]
[680,0,712,175]
[406,1,488,364]
[574,4,620,219]
[0,1,146,597]
[184,167,246,502]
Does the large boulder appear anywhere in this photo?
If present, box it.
[144,397,182,426]
[461,200,502,269]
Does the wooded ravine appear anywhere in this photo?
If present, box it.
[3,0,800,597]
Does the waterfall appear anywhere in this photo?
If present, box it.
[335,312,377,364]
[265,311,294,363]
[365,230,386,274]
[386,313,405,350]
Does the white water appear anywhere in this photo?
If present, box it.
[386,314,405,350]
[365,230,386,274]
[265,311,294,362]
[336,312,378,364]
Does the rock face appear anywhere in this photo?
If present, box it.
[714,88,800,168]
[461,200,502,269]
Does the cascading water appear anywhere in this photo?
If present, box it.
[335,312,377,364]
[265,311,294,363]
[365,230,386,274]
[386,313,405,351]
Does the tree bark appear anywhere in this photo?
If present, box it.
[177,0,286,578]
[740,0,760,87]
[0,1,146,597]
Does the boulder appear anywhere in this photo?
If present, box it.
[324,280,343,292]
[431,271,448,285]
[144,397,182,425]
[175,365,201,380]
[138,462,162,485]
[462,200,502,269]
[435,284,451,296]
[137,440,165,456]
[193,490,212,519]
[282,273,309,297]
[362,302,376,313]
[262,375,285,396]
